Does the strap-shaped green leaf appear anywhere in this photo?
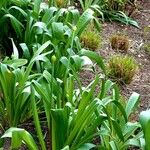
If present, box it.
[79,49,105,74]
[125,92,140,119]
[2,127,38,150]
[140,110,150,150]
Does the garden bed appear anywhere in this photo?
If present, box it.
[101,0,150,115]
[0,0,150,149]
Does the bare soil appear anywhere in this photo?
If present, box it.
[99,0,150,117]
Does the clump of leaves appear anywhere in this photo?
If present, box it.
[107,55,138,84]
[110,34,130,52]
[56,0,67,8]
[107,0,128,11]
[80,24,101,51]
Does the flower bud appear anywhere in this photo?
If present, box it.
[51,55,57,63]
[72,26,77,31]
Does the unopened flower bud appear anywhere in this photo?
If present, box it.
[51,55,57,63]
[72,26,77,31]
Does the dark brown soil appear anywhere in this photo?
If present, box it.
[99,0,150,117]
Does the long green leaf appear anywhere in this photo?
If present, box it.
[140,110,150,150]
[33,0,42,19]
[79,49,106,74]
[51,105,71,150]
[125,92,140,119]
[2,127,38,150]
[75,9,94,36]
[30,85,46,150]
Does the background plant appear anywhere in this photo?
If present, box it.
[0,0,139,59]
[110,34,130,52]
[80,23,101,50]
[74,0,139,27]
[0,0,101,60]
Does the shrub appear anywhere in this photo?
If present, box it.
[110,34,130,52]
[80,25,101,51]
[107,55,138,84]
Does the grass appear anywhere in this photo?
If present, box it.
[110,34,130,52]
[80,24,102,51]
[107,55,138,84]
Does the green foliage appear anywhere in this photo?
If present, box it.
[1,127,38,150]
[105,0,128,11]
[0,1,144,150]
[98,81,141,150]
[0,0,100,58]
[0,2,27,55]
[30,85,46,150]
[107,55,138,84]
[76,0,139,27]
[49,77,103,150]
[1,77,142,150]
[0,41,52,127]
[104,11,139,28]
[0,0,30,8]
[78,0,127,11]
[140,110,150,150]
[110,34,130,52]
[0,6,106,145]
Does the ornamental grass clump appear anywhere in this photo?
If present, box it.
[55,0,68,8]
[107,55,138,84]
[80,25,101,51]
[110,34,130,52]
